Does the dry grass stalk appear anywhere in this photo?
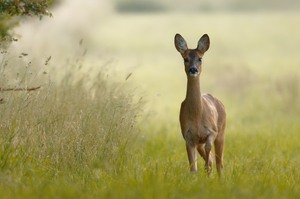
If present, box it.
[0,86,41,92]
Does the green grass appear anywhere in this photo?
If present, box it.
[1,10,300,199]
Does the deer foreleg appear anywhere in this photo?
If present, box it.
[205,127,217,176]
[205,139,213,175]
[197,144,206,161]
[186,144,197,172]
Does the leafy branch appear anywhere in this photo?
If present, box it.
[0,0,53,40]
[0,0,52,16]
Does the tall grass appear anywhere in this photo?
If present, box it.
[0,46,142,198]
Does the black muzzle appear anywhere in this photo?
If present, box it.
[189,68,198,76]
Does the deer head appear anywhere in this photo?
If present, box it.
[174,34,210,77]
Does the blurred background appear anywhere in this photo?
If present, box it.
[2,0,300,130]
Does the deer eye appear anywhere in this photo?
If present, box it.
[184,58,189,63]
[198,58,202,62]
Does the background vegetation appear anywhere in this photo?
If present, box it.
[0,0,300,198]
[0,0,55,40]
[114,0,300,12]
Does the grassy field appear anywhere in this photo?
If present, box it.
[1,7,300,199]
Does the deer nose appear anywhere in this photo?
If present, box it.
[189,67,198,75]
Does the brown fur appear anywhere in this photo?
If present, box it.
[175,33,226,176]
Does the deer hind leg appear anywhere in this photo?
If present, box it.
[214,132,225,176]
[186,144,197,172]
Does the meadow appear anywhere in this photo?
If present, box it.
[0,6,300,199]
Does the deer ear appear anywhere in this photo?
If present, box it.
[175,34,188,54]
[197,34,210,53]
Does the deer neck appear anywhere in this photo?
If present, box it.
[185,77,202,117]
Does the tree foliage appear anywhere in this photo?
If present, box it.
[0,0,53,40]
[0,0,52,16]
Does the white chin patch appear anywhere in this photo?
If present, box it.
[189,73,199,77]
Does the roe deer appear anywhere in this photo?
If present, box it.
[174,33,226,176]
